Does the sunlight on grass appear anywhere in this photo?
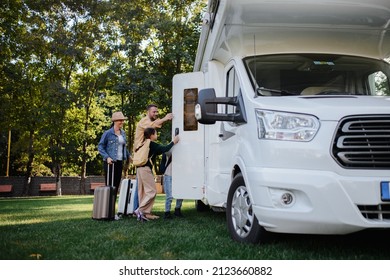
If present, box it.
[0,195,94,226]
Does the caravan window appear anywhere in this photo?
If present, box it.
[183,88,198,131]
[244,54,390,96]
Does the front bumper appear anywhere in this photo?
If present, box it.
[247,167,390,234]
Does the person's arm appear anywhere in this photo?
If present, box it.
[151,113,173,128]
[97,131,109,161]
[151,135,179,155]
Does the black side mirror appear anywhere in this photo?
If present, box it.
[195,88,247,125]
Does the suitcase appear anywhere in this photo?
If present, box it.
[117,179,137,216]
[92,164,116,220]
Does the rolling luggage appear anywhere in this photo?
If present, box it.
[92,163,116,220]
[117,179,137,216]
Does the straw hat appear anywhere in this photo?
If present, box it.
[111,111,127,121]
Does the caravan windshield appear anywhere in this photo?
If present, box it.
[244,54,390,96]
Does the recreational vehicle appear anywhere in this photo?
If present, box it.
[172,0,390,243]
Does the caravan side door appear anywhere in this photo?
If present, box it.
[172,72,205,200]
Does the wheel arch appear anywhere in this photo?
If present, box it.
[231,157,253,200]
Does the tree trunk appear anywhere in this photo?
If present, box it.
[23,129,35,196]
[53,162,62,196]
[80,137,88,195]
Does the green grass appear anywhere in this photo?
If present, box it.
[0,195,390,260]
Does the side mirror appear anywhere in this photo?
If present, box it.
[195,88,218,124]
[195,88,247,125]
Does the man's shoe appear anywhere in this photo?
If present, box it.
[164,211,173,219]
[174,208,184,218]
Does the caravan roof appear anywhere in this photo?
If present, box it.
[195,0,390,71]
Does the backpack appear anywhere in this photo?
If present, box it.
[132,139,151,167]
[159,153,172,174]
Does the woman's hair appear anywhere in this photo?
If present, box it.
[144,127,156,139]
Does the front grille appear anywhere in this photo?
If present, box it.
[332,115,390,168]
[358,204,390,221]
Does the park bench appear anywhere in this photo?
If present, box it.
[90,183,104,190]
[0,184,13,193]
[39,183,57,192]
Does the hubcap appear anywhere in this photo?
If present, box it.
[231,185,254,238]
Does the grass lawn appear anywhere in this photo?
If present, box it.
[0,195,390,260]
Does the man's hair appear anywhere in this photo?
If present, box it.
[147,104,158,111]
[144,127,156,139]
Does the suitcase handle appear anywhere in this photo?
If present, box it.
[107,163,115,186]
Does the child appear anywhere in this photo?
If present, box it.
[134,127,179,221]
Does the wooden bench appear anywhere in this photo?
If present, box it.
[90,183,104,190]
[0,185,13,193]
[39,183,56,192]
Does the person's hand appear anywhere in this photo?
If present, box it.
[173,135,180,144]
[164,113,173,121]
[107,157,113,164]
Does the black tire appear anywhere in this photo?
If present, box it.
[226,174,267,244]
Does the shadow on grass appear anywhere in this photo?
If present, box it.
[266,229,390,259]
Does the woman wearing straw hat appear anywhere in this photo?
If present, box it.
[98,111,131,215]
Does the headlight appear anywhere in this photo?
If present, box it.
[256,109,320,141]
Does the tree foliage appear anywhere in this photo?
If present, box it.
[0,0,206,193]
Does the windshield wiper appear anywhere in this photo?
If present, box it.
[256,87,299,96]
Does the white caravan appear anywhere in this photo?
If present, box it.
[172,0,390,243]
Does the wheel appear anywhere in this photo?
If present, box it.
[195,199,210,212]
[226,174,267,244]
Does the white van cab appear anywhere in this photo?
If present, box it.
[171,0,390,243]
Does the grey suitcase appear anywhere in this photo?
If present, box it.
[92,164,116,220]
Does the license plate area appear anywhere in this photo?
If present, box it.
[381,182,390,201]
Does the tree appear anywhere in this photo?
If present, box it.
[141,0,205,143]
[0,0,51,194]
[0,0,206,187]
